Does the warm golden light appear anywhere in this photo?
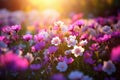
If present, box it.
[28,0,63,12]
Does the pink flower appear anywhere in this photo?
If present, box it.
[72,45,85,57]
[23,34,32,41]
[111,45,120,62]
[51,36,61,46]
[0,51,29,71]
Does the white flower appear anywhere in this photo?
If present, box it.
[54,21,64,27]
[79,40,88,46]
[25,52,34,63]
[38,31,49,40]
[102,60,116,75]
[68,71,83,80]
[65,35,78,47]
[82,75,93,80]
[56,62,68,72]
[72,45,85,57]
[51,36,61,46]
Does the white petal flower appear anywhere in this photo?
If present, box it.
[72,45,85,57]
[65,35,78,47]
[56,62,68,72]
[25,52,34,63]
[79,40,88,46]
[51,36,61,46]
[102,60,116,75]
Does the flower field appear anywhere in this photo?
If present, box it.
[0,9,120,80]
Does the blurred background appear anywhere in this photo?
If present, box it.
[0,0,120,18]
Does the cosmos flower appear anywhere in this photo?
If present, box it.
[0,51,29,71]
[50,73,66,80]
[2,26,13,34]
[34,41,46,51]
[48,46,58,54]
[30,64,41,70]
[94,64,102,72]
[11,25,21,32]
[38,30,49,41]
[80,33,88,40]
[68,71,83,80]
[83,52,95,64]
[111,45,120,62]
[51,36,61,46]
[65,35,78,47]
[24,52,34,63]
[23,34,32,41]
[0,36,5,41]
[54,20,64,27]
[56,61,68,72]
[89,43,99,51]
[82,75,93,80]
[79,39,88,46]
[72,45,85,57]
[101,25,112,34]
[58,56,74,64]
[102,60,116,75]
[64,49,72,55]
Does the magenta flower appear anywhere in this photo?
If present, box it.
[0,51,29,71]
[89,43,99,51]
[0,36,5,41]
[11,25,21,32]
[58,56,74,64]
[111,45,120,62]
[23,34,32,41]
[80,33,88,40]
[97,34,111,42]
[2,26,13,34]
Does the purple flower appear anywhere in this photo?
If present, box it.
[34,41,45,51]
[102,60,116,75]
[48,46,58,54]
[83,52,95,64]
[104,77,116,80]
[56,61,68,72]
[30,64,41,70]
[64,56,74,64]
[94,64,102,71]
[23,34,32,41]
[50,73,66,80]
[58,56,74,64]
[89,43,99,51]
